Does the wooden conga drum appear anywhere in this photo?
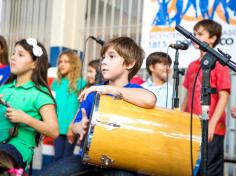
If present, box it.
[82,94,201,176]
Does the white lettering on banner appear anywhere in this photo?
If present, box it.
[220,38,234,46]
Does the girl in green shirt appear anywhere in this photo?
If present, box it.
[0,38,58,175]
[52,50,86,161]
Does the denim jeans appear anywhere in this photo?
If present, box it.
[54,135,75,161]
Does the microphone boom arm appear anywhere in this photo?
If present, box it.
[175,25,236,72]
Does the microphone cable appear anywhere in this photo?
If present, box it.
[166,46,170,108]
[75,35,103,153]
[190,66,201,176]
[79,36,104,91]
[171,63,175,109]
[167,45,200,175]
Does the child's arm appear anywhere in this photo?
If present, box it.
[181,92,188,112]
[67,120,77,144]
[5,104,59,139]
[78,85,157,108]
[66,108,89,143]
[208,90,229,142]
[67,108,86,144]
[72,108,89,141]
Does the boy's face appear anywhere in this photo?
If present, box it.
[101,47,133,82]
[150,62,170,82]
[193,26,216,48]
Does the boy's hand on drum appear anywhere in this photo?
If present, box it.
[78,85,118,102]
[72,108,89,141]
[79,86,105,101]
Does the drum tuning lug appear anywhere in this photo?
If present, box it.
[108,123,120,128]
[96,119,121,129]
[100,154,114,166]
[83,154,90,162]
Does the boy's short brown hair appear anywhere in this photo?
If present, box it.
[146,52,172,75]
[194,19,222,48]
[101,37,144,81]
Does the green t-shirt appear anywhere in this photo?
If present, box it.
[0,80,54,165]
[52,77,86,134]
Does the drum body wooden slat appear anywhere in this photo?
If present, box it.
[82,95,201,176]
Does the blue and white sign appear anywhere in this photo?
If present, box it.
[141,0,236,68]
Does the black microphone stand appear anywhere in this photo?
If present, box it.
[200,53,217,176]
[175,25,236,175]
[172,49,185,108]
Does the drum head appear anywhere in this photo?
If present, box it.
[82,93,101,162]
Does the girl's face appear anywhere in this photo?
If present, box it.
[58,54,71,76]
[10,44,36,76]
[86,66,96,84]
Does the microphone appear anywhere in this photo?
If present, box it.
[89,36,104,46]
[169,41,189,50]
[175,25,192,39]
[175,25,208,51]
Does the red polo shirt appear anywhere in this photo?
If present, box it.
[183,59,230,135]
